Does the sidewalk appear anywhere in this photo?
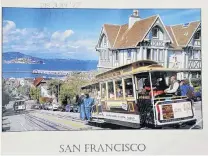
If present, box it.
[2,117,10,132]
[39,110,87,124]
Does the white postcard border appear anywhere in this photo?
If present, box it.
[1,0,208,155]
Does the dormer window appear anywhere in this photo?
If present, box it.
[103,36,107,47]
[100,34,107,47]
[152,27,159,38]
[194,31,201,40]
[115,51,119,61]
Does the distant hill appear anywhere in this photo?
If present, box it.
[3,52,44,61]
[3,52,98,71]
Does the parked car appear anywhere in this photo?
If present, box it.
[47,104,53,110]
[31,104,40,109]
[52,104,59,111]
[42,104,48,110]
[70,105,79,113]
[58,105,65,112]
[39,104,44,109]
[193,88,202,101]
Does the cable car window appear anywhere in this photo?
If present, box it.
[108,81,115,98]
[115,80,123,98]
[124,78,134,97]
[101,83,106,99]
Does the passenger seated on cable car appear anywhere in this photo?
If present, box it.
[143,77,151,91]
[143,77,166,97]
[143,77,157,91]
[116,87,123,97]
[126,89,133,97]
[109,92,115,98]
[164,75,180,95]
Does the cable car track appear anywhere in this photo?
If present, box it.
[24,113,73,131]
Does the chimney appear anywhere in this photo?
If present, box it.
[129,9,141,29]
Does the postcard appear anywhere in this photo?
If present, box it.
[1,0,208,155]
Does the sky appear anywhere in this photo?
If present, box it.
[2,8,201,60]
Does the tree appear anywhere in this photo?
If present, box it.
[47,79,63,101]
[2,91,10,106]
[17,85,30,97]
[66,73,89,94]
[29,87,40,101]
[2,79,12,106]
[59,84,74,105]
[58,73,90,105]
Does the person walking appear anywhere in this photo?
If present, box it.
[75,95,80,112]
[84,93,94,121]
[78,93,85,120]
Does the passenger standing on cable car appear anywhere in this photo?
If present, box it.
[180,80,194,98]
[84,93,94,121]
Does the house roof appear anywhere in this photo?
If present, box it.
[33,77,44,87]
[101,14,200,50]
[102,15,158,49]
[166,26,182,50]
[103,24,121,47]
[167,21,200,49]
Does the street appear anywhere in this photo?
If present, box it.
[2,101,103,131]
[2,101,202,132]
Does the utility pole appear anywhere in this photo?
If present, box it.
[57,75,59,104]
[57,83,59,103]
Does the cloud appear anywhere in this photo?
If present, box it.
[3,20,98,60]
[3,20,16,34]
[51,29,74,42]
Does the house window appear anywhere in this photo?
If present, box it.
[152,28,158,38]
[104,50,108,60]
[194,31,201,40]
[115,51,119,61]
[199,50,201,59]
[193,51,199,59]
[158,50,164,61]
[189,51,194,59]
[102,50,104,60]
[103,50,106,60]
[147,49,151,59]
[152,49,157,60]
[127,50,131,59]
[100,51,103,60]
[103,36,107,47]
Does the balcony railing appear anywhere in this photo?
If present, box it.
[150,40,165,47]
[188,59,201,69]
